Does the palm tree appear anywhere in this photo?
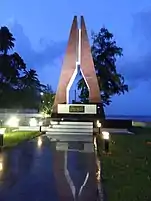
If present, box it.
[21,69,40,89]
[19,69,44,108]
[0,26,15,54]
[0,26,44,108]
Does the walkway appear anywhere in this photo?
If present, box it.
[0,136,99,201]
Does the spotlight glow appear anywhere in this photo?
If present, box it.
[39,121,43,126]
[97,120,101,128]
[6,116,19,127]
[0,128,6,135]
[102,131,110,140]
[97,123,101,128]
[29,118,37,127]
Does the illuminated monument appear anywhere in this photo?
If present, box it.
[52,16,104,119]
[50,16,101,201]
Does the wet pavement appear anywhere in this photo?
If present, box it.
[0,136,99,201]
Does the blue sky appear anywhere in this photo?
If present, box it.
[1,0,151,115]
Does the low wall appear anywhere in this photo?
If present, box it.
[0,113,41,118]
[0,113,43,126]
[0,112,132,129]
[101,119,132,129]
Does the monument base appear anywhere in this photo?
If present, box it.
[51,103,105,121]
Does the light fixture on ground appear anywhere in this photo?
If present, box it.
[102,131,110,153]
[97,120,102,134]
[39,121,43,132]
[6,116,20,127]
[0,128,5,149]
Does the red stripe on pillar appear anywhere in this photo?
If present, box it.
[53,16,78,113]
[81,16,101,103]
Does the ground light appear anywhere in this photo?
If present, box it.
[39,121,43,132]
[102,131,110,153]
[0,128,5,148]
[96,120,102,134]
[6,116,20,127]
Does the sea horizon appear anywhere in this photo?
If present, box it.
[106,115,151,122]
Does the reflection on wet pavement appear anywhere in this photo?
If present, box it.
[0,136,99,201]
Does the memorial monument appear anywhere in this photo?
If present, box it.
[52,16,104,119]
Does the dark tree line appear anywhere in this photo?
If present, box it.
[0,26,45,109]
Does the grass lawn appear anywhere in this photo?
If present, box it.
[3,130,40,147]
[97,127,151,201]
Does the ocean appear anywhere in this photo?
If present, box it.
[106,115,151,122]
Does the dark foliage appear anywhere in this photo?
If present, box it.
[0,26,45,109]
[78,27,128,106]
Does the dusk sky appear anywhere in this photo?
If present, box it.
[1,0,151,115]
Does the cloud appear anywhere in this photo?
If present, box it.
[5,20,66,85]
[105,80,151,116]
[119,56,151,82]
[37,57,63,90]
[132,10,151,42]
[117,10,151,83]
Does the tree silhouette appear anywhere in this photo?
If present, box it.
[78,27,128,106]
[0,26,15,54]
[0,26,44,108]
[21,69,41,89]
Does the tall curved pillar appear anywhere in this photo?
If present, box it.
[53,16,78,113]
[80,16,101,103]
[52,16,101,115]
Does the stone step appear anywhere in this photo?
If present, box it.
[46,131,93,135]
[47,135,93,142]
[51,124,93,129]
[50,121,93,126]
[47,128,93,133]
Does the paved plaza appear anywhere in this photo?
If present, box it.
[0,135,99,201]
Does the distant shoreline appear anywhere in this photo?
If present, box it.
[106,115,151,122]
